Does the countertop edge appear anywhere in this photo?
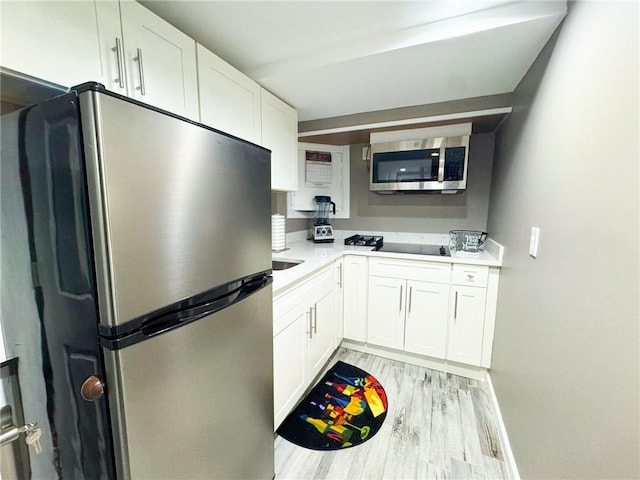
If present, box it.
[272,239,502,297]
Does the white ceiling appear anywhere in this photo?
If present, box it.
[140,0,567,122]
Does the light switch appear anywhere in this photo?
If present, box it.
[529,227,540,258]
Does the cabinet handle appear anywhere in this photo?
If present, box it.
[307,309,313,339]
[112,38,125,89]
[133,48,146,95]
[338,264,343,288]
[312,305,318,334]
[408,286,413,314]
[399,284,403,311]
[454,290,459,323]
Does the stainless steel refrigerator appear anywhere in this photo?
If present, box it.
[0,82,274,479]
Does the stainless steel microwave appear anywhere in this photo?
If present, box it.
[369,135,469,194]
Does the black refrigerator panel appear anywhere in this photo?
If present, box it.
[1,94,116,478]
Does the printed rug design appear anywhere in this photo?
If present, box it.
[277,361,388,450]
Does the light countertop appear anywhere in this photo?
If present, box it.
[272,232,503,297]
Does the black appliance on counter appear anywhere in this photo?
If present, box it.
[344,235,384,250]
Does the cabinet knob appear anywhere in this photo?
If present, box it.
[80,375,105,401]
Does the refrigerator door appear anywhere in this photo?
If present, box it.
[79,89,272,327]
[104,283,274,480]
[0,94,115,478]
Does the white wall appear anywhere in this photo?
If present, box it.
[487,2,639,478]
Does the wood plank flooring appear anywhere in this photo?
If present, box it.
[274,348,510,480]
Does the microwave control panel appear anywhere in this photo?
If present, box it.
[444,146,466,181]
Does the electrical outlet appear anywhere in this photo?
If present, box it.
[529,227,540,257]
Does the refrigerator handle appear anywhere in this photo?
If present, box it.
[102,273,272,350]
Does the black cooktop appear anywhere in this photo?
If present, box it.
[378,242,451,257]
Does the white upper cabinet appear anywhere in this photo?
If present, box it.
[288,143,350,219]
[0,1,199,120]
[196,45,261,143]
[119,1,198,120]
[261,89,298,191]
[0,1,121,89]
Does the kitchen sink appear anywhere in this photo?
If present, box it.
[272,259,304,271]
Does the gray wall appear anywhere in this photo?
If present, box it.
[273,133,495,234]
[487,2,639,479]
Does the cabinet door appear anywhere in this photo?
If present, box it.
[196,44,261,143]
[308,284,335,378]
[333,259,344,349]
[273,307,308,429]
[367,276,405,350]
[120,1,198,120]
[1,1,122,89]
[404,280,449,359]
[343,255,368,342]
[447,285,487,365]
[261,89,298,191]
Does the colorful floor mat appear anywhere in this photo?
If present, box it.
[277,361,388,450]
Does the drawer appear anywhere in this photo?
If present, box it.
[369,257,451,284]
[451,264,489,287]
[273,265,333,320]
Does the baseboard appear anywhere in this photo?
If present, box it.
[340,339,487,381]
[485,372,521,480]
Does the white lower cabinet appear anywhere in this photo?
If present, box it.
[308,283,335,375]
[333,258,345,349]
[365,257,498,369]
[447,265,489,365]
[367,257,451,356]
[367,276,449,356]
[273,255,500,428]
[273,266,335,428]
[404,280,450,358]
[367,276,405,349]
[342,255,368,342]
[272,307,307,429]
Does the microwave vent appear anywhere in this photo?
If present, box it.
[369,122,471,145]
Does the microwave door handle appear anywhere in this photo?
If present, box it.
[438,147,445,182]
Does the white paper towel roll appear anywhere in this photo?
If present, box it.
[271,214,286,251]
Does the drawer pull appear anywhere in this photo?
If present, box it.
[399,284,403,312]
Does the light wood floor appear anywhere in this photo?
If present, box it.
[274,348,510,480]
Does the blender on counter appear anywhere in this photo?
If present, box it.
[312,195,336,243]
